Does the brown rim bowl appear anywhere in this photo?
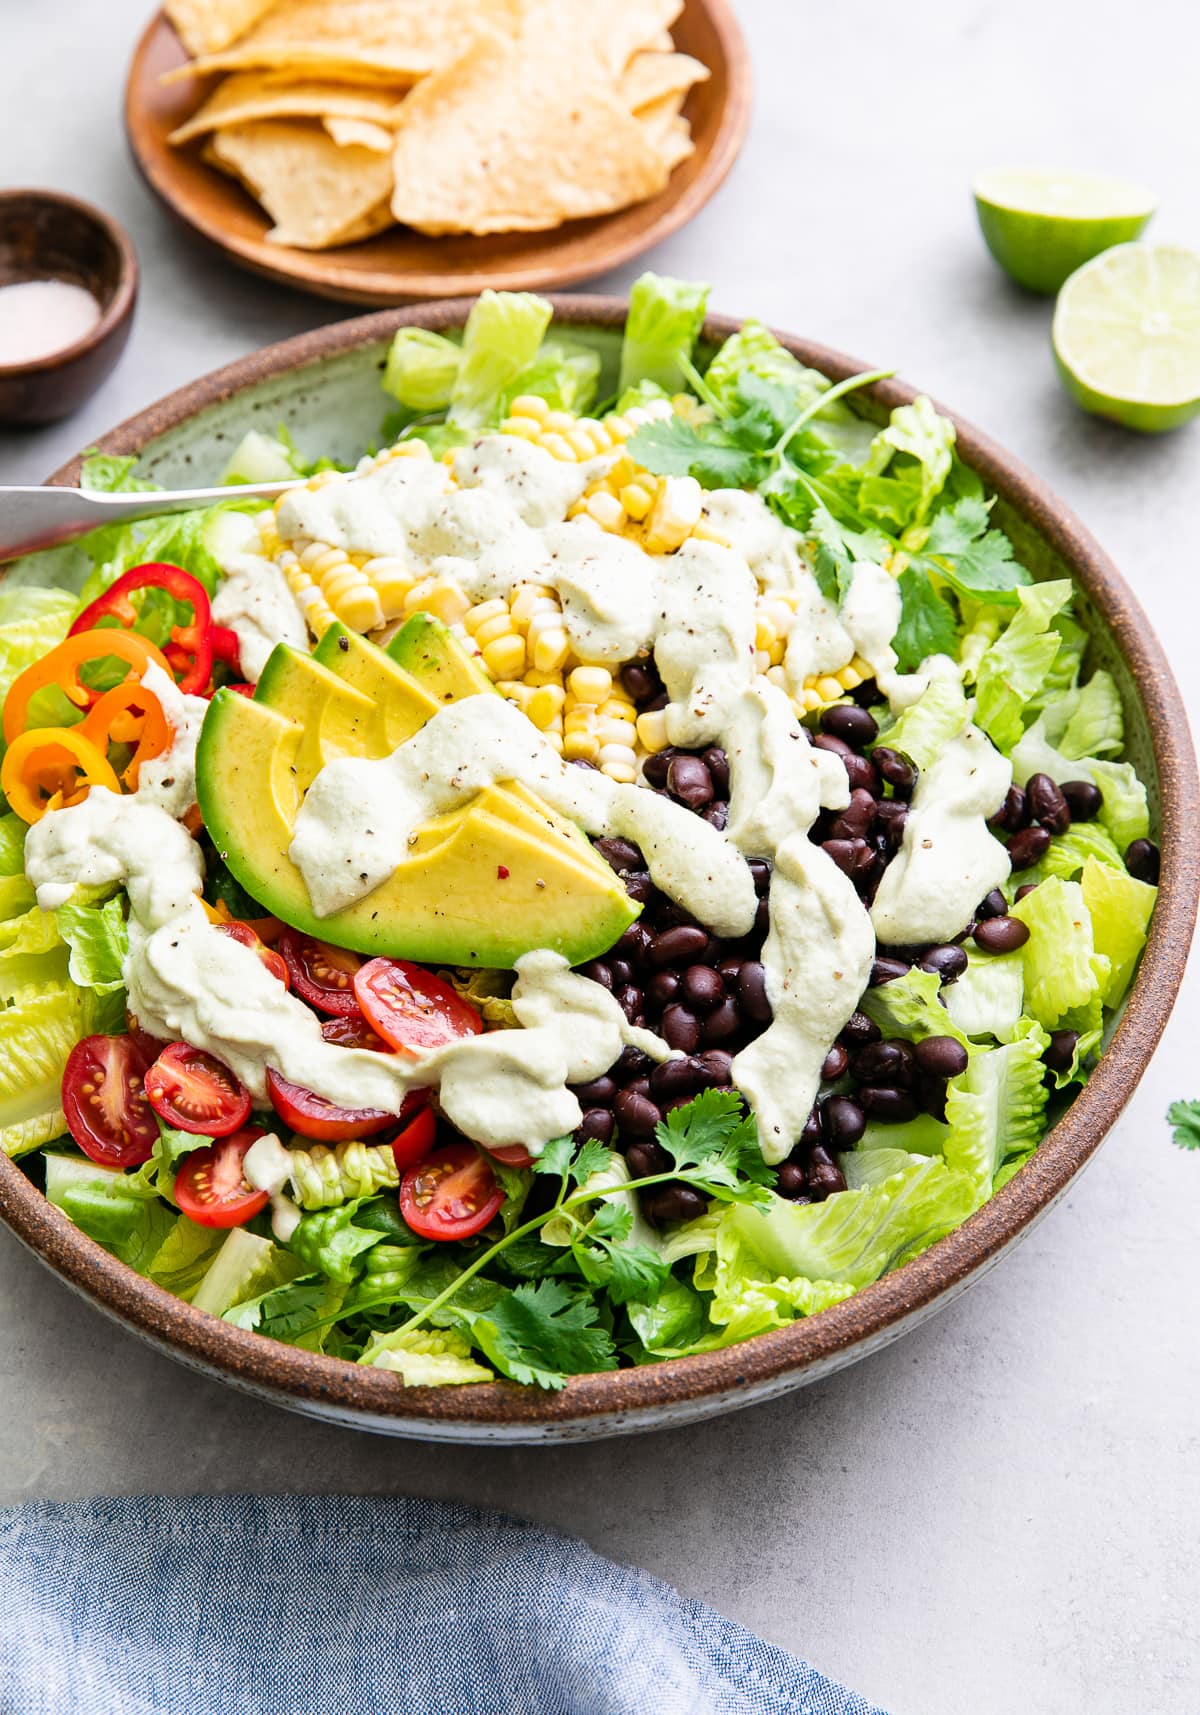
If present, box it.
[0,190,138,426]
[0,298,1195,1442]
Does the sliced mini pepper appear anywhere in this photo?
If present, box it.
[2,629,172,744]
[80,681,173,791]
[1,727,121,823]
[70,563,215,696]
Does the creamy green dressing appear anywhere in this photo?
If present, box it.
[211,548,308,682]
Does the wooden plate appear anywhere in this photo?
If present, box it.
[123,2,751,305]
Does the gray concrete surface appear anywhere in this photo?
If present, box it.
[2,2,1199,1710]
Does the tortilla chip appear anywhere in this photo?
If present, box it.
[389,28,669,235]
[206,120,394,248]
[620,50,708,113]
[166,0,280,55]
[169,70,406,144]
[635,89,693,174]
[170,0,521,83]
[516,0,682,78]
[324,116,395,152]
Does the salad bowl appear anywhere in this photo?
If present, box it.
[0,297,1195,1442]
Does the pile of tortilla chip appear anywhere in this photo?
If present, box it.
[164,0,709,249]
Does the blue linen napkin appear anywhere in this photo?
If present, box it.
[0,1494,889,1715]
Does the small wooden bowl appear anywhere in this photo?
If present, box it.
[124,0,751,306]
[0,190,138,426]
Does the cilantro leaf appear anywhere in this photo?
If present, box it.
[472,1280,618,1390]
[627,416,762,488]
[803,505,892,606]
[569,1199,670,1306]
[654,1089,774,1203]
[1167,1100,1200,1151]
[534,1135,575,1179]
[923,495,1032,604]
[893,566,959,672]
[572,1138,616,1186]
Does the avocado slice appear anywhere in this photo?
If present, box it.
[195,625,638,967]
[387,610,493,704]
[312,623,442,750]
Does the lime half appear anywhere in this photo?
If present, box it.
[974,167,1155,294]
[1053,243,1200,433]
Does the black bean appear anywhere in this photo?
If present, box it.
[873,746,917,793]
[649,1057,706,1104]
[776,1161,809,1199]
[989,784,1030,833]
[623,870,655,904]
[648,925,709,967]
[660,1003,701,1053]
[844,753,881,796]
[821,1043,849,1082]
[577,1108,615,1144]
[1043,1028,1080,1074]
[614,921,652,963]
[1062,779,1103,822]
[735,961,771,1023]
[571,1075,617,1106]
[800,1107,823,1149]
[701,746,730,796]
[640,747,676,787]
[667,754,713,808]
[625,1139,672,1177]
[701,801,729,831]
[859,1085,920,1124]
[829,788,876,842]
[653,900,695,931]
[620,660,664,705]
[747,858,772,897]
[870,955,910,986]
[648,970,681,1008]
[1126,838,1160,885]
[813,732,854,764]
[824,837,873,878]
[642,1184,708,1225]
[850,1039,915,1087]
[716,956,743,981]
[874,799,908,850]
[973,915,1029,953]
[608,959,634,986]
[754,895,771,936]
[702,999,741,1044]
[916,943,968,982]
[1007,824,1052,868]
[807,1144,847,1199]
[914,1035,969,1079]
[1014,882,1039,902]
[583,959,613,990]
[917,1072,948,1121]
[696,1049,734,1087]
[822,1094,865,1147]
[594,836,643,873]
[616,984,643,1023]
[614,1046,653,1081]
[840,1010,881,1046]
[679,965,721,1012]
[821,703,878,748]
[614,1088,661,1139]
[1027,772,1071,834]
[697,938,727,970]
[977,888,1009,920]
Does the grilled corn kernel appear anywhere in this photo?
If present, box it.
[526,685,565,729]
[567,666,612,705]
[481,634,526,680]
[636,709,670,753]
[509,394,549,421]
[562,730,601,763]
[815,675,845,703]
[530,625,570,674]
[463,598,509,636]
[584,491,626,531]
[500,415,541,441]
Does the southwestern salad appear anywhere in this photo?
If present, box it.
[0,277,1160,1390]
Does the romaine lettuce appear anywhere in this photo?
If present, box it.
[862,965,971,1046]
[877,671,969,770]
[1080,855,1156,1007]
[448,290,553,430]
[944,949,1025,1040]
[618,273,709,397]
[944,1022,1049,1193]
[1010,876,1108,1029]
[0,984,96,1156]
[973,580,1072,753]
[863,396,956,528]
[43,1153,174,1273]
[382,328,462,413]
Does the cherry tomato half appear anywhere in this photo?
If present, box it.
[175,1127,269,1229]
[320,1012,391,1053]
[144,1042,252,1137]
[389,1104,437,1173]
[399,1142,504,1242]
[278,931,362,1016]
[62,1033,160,1168]
[354,959,483,1058]
[265,1067,426,1143]
[217,921,290,987]
[485,1142,535,1169]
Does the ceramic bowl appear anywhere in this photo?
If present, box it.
[0,299,1194,1442]
[0,190,138,425]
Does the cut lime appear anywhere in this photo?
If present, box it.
[974,168,1155,294]
[1053,243,1200,433]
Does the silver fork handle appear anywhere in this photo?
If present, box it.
[0,480,306,564]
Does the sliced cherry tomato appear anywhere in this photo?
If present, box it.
[175,1127,269,1229]
[228,682,255,697]
[320,1012,391,1053]
[62,1033,159,1168]
[71,563,214,696]
[3,629,172,743]
[354,959,483,1058]
[399,1142,504,1242]
[1,726,121,823]
[485,1142,535,1169]
[144,1042,252,1137]
[264,1067,425,1143]
[389,1105,438,1173]
[217,921,290,987]
[80,681,173,791]
[278,931,363,1016]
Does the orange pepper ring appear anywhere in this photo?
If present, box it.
[81,682,173,791]
[2,629,173,744]
[0,727,121,824]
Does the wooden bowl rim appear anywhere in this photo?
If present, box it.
[122,2,753,305]
[0,188,139,377]
[3,295,1196,1432]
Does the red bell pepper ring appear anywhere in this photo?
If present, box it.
[211,625,242,671]
[70,563,215,696]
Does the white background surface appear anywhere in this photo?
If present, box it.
[2,3,1199,1711]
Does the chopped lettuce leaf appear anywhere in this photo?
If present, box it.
[0,595,78,706]
[78,503,235,603]
[43,1153,173,1272]
[367,1327,493,1386]
[382,328,461,413]
[285,1197,386,1284]
[448,291,552,431]
[625,1274,711,1360]
[220,430,299,485]
[697,1217,854,1344]
[944,949,1025,1040]
[0,813,28,879]
[1080,855,1156,1007]
[944,1022,1049,1193]
[504,338,600,417]
[0,876,37,927]
[877,671,969,770]
[0,984,95,1153]
[864,396,955,527]
[1057,670,1124,759]
[80,452,153,494]
[973,580,1073,753]
[146,1214,226,1298]
[618,273,709,397]
[857,1115,949,1156]
[861,965,971,1046]
[703,320,829,420]
[841,1147,933,1189]
[1009,718,1149,852]
[1016,822,1124,882]
[57,891,127,996]
[1010,876,1108,1029]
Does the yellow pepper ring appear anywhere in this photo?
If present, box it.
[1,726,120,824]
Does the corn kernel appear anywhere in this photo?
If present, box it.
[497,681,533,710]
[584,491,626,531]
[801,686,822,712]
[644,476,703,555]
[527,685,565,729]
[419,578,470,625]
[542,730,564,754]
[541,410,573,435]
[636,709,670,752]
[335,586,385,633]
[563,709,596,736]
[597,717,637,747]
[562,429,594,460]
[522,667,566,689]
[481,634,526,679]
[598,696,635,721]
[815,675,844,703]
[509,394,549,421]
[690,521,733,547]
[539,433,575,462]
[500,415,541,441]
[567,665,612,705]
[562,730,601,763]
[604,414,632,442]
[531,628,570,673]
[598,750,638,782]
[471,613,514,649]
[617,483,652,522]
[463,599,509,636]
[509,584,557,628]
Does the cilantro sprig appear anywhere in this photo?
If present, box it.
[1167,1100,1200,1150]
